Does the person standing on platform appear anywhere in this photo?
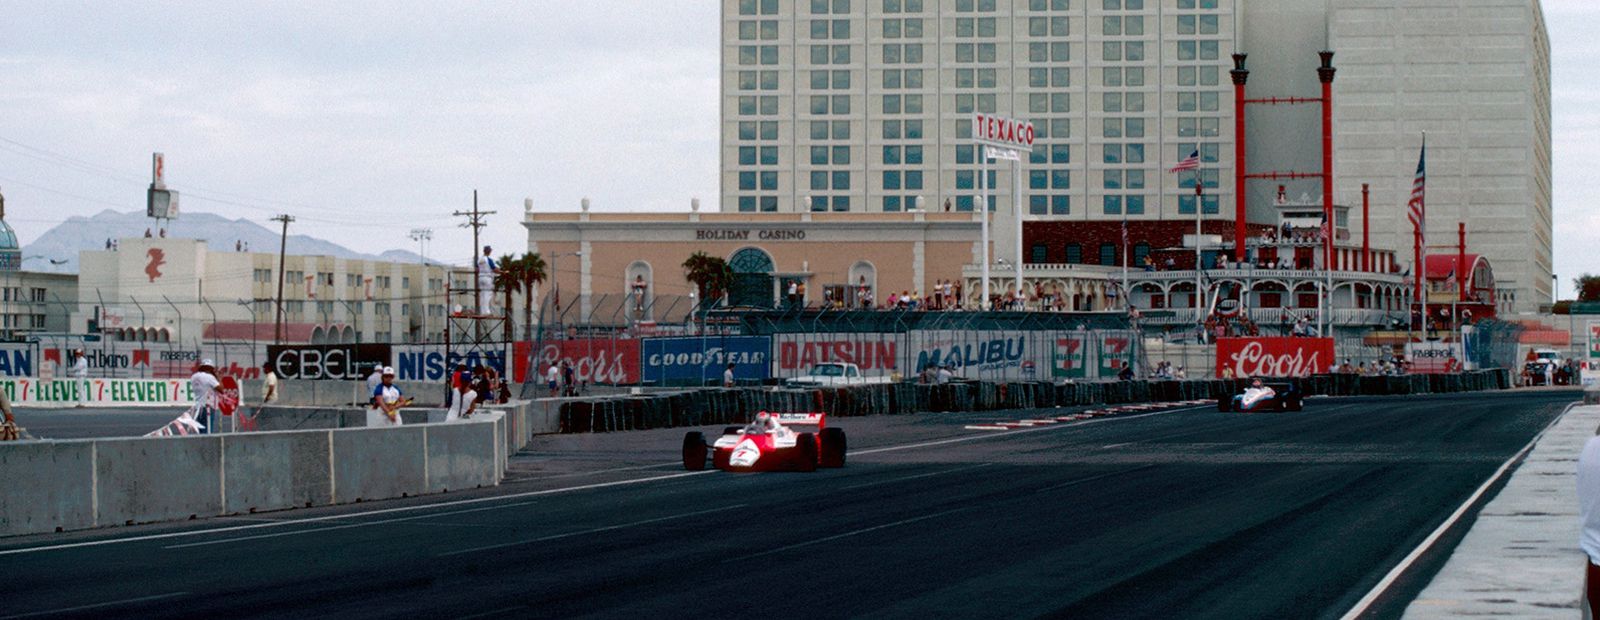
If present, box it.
[189,360,221,434]
[477,245,499,315]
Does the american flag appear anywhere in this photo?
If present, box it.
[1408,139,1426,242]
[1319,212,1330,241]
[1169,148,1201,173]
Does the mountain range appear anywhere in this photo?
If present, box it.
[18,210,427,273]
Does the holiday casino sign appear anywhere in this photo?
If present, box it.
[694,229,807,241]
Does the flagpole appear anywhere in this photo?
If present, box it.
[1121,218,1129,310]
[1194,167,1203,342]
[980,142,990,310]
[1418,133,1428,342]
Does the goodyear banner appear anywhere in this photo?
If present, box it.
[1052,334,1088,379]
[640,336,770,385]
[0,378,195,407]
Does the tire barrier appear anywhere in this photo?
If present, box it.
[549,369,1516,433]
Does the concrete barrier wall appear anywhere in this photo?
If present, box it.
[0,410,503,538]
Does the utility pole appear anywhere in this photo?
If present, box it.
[271,214,295,344]
[453,191,496,340]
[409,228,433,343]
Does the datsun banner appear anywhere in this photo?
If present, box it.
[640,336,770,385]
[1215,337,1334,378]
[512,339,641,385]
[772,333,900,378]
[1,378,194,407]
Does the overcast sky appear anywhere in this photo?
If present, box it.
[0,1,1593,296]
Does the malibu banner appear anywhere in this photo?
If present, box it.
[1215,337,1335,378]
[910,330,1050,381]
[640,336,770,385]
[0,378,194,407]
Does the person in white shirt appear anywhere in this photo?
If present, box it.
[723,363,736,388]
[935,365,953,385]
[365,364,383,405]
[69,349,89,378]
[546,363,561,398]
[1577,433,1600,617]
[370,367,410,426]
[189,359,221,434]
[261,361,279,405]
[477,245,499,314]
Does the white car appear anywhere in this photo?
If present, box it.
[784,363,893,387]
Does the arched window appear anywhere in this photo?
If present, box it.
[727,248,776,308]
[729,248,775,273]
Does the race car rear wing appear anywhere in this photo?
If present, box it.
[769,412,827,428]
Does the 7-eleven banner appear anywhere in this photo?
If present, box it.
[1588,321,1600,362]
[1098,332,1134,377]
[1053,335,1088,379]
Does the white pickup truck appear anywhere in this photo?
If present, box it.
[785,362,894,387]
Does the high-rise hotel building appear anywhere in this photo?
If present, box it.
[719,0,1551,312]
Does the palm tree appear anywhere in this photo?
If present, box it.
[493,254,522,333]
[517,252,547,340]
[682,252,732,310]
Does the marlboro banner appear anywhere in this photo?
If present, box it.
[1215,337,1335,378]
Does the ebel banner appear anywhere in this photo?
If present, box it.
[772,333,901,378]
[268,344,392,380]
[0,378,194,407]
[1215,337,1335,378]
[640,336,770,385]
[391,344,508,383]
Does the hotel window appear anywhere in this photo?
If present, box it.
[1031,244,1049,264]
[1065,244,1083,264]
[1100,244,1117,266]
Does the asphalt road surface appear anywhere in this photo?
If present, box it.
[9,407,195,439]
[0,389,1577,619]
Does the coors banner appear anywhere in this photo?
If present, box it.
[1215,337,1334,378]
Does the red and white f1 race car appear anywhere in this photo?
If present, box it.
[682,412,847,472]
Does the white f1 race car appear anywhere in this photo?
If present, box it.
[683,412,847,472]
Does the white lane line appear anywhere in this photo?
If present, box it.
[1337,401,1578,620]
[1101,442,1132,449]
[454,606,527,620]
[436,504,749,557]
[740,508,970,560]
[964,425,1010,431]
[837,463,996,491]
[0,470,714,557]
[854,405,1205,458]
[2,404,1203,557]
[0,592,189,619]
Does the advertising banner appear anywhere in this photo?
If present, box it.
[0,378,194,407]
[1097,331,1135,377]
[0,344,35,377]
[512,339,641,385]
[910,330,1049,381]
[772,333,901,379]
[1215,337,1335,378]
[640,336,770,385]
[1406,341,1464,374]
[268,344,392,381]
[391,344,509,383]
[1589,321,1600,362]
[1052,334,1088,379]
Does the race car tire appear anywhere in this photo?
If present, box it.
[722,426,742,436]
[795,432,818,472]
[1286,397,1303,412]
[818,427,847,468]
[682,432,708,471]
[1217,397,1231,412]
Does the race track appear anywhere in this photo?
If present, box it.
[0,389,1577,619]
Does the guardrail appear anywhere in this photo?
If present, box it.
[0,409,505,538]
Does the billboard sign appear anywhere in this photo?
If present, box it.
[511,339,641,385]
[1406,341,1463,374]
[772,334,900,378]
[1215,337,1334,378]
[640,336,770,384]
[392,345,507,383]
[1589,321,1600,362]
[972,113,1035,152]
[1052,334,1088,379]
[268,344,392,381]
[911,331,1043,380]
[1098,332,1135,377]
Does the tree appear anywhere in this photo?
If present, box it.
[517,252,547,340]
[1575,273,1600,302]
[682,252,732,310]
[493,254,522,333]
